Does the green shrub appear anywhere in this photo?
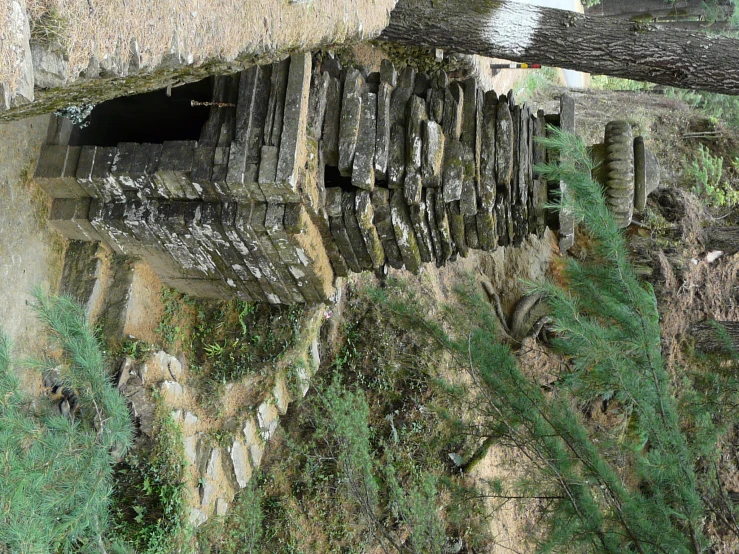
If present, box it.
[0,290,133,553]
[684,143,739,208]
[377,128,720,553]
[110,406,190,553]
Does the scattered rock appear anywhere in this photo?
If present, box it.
[31,43,69,89]
[273,374,290,416]
[229,439,253,489]
[189,507,208,527]
[159,380,184,402]
[216,497,229,516]
[257,401,279,440]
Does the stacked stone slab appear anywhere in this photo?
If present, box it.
[310,59,554,274]
[37,53,578,303]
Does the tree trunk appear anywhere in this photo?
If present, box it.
[689,321,739,354]
[584,0,730,19]
[655,20,735,31]
[381,0,739,95]
[705,226,739,255]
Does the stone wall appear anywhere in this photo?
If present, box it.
[37,52,571,304]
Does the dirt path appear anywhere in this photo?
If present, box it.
[0,113,66,358]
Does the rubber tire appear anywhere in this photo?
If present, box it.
[603,121,635,228]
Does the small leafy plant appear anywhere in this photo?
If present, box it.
[684,143,739,208]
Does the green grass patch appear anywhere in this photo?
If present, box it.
[110,399,191,553]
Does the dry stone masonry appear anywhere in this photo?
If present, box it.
[36,52,659,303]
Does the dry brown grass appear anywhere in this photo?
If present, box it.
[0,0,29,92]
[1,0,395,94]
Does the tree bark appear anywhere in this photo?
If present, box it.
[584,0,731,19]
[705,226,739,255]
[689,321,739,354]
[381,0,739,95]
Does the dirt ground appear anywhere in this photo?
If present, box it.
[0,113,66,361]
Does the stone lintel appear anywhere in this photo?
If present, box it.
[34,144,88,198]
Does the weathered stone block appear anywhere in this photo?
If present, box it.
[128,144,156,198]
[88,200,138,255]
[307,70,330,140]
[427,88,444,123]
[264,203,322,303]
[322,76,342,167]
[342,191,373,269]
[119,200,200,282]
[146,144,173,199]
[352,91,377,190]
[412,72,428,96]
[480,91,498,211]
[424,189,443,263]
[283,202,335,301]
[422,121,445,188]
[476,206,498,252]
[226,202,293,304]
[172,201,247,296]
[390,65,415,126]
[354,191,384,268]
[390,190,421,274]
[257,145,282,201]
[442,82,463,141]
[476,209,497,252]
[495,193,510,247]
[404,169,423,207]
[34,145,88,198]
[75,146,101,198]
[158,141,199,199]
[238,203,304,303]
[433,188,453,263]
[234,64,272,153]
[191,146,222,202]
[442,140,464,203]
[533,109,546,178]
[409,202,434,263]
[48,197,102,242]
[448,201,467,257]
[217,203,281,303]
[264,58,291,148]
[338,68,365,176]
[406,96,426,179]
[463,214,478,250]
[496,100,514,192]
[374,83,393,182]
[276,53,312,201]
[110,142,138,191]
[515,106,530,206]
[461,78,477,149]
[380,59,397,87]
[371,188,403,269]
[148,201,218,278]
[387,123,406,189]
[460,149,478,216]
[91,146,126,202]
[326,206,362,273]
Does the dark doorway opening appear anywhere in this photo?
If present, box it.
[71,77,213,146]
[324,165,356,192]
